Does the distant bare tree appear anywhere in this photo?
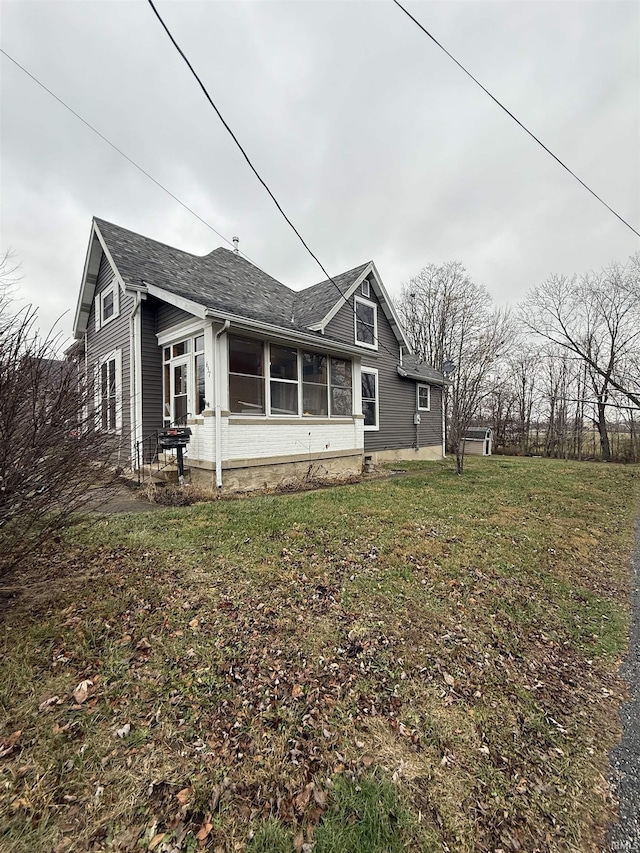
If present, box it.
[0,252,119,576]
[397,262,514,473]
[522,257,640,431]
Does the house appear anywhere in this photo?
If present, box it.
[71,218,448,490]
[464,426,493,456]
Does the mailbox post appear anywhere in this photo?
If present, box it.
[157,427,192,486]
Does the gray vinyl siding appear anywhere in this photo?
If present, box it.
[324,292,443,452]
[141,298,163,440]
[156,302,194,334]
[86,253,132,443]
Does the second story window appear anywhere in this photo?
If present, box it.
[95,277,120,331]
[354,296,377,350]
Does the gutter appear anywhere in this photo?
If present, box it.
[203,308,364,357]
[214,320,230,488]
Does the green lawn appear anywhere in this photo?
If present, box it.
[1,456,639,852]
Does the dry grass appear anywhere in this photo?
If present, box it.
[1,456,638,852]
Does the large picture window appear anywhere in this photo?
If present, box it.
[354,296,377,349]
[228,339,352,419]
[362,368,378,430]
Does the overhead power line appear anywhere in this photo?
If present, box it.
[392,0,640,240]
[146,0,400,359]
[0,47,256,262]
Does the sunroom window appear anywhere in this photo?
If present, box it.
[302,352,327,416]
[270,345,299,415]
[229,336,265,414]
[330,357,352,416]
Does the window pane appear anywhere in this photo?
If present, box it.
[302,352,326,385]
[194,335,205,352]
[356,301,374,324]
[174,364,187,395]
[173,340,189,357]
[271,381,298,415]
[356,320,375,345]
[303,383,328,416]
[102,291,114,320]
[330,358,351,388]
[174,394,188,424]
[331,387,352,416]
[419,386,429,409]
[164,364,170,416]
[363,400,376,427]
[109,398,116,429]
[163,347,170,362]
[101,362,108,397]
[270,345,297,380]
[230,375,264,414]
[362,371,377,427]
[229,337,263,376]
[195,353,205,414]
[361,372,376,400]
[108,359,116,394]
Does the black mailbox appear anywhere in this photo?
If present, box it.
[158,426,192,449]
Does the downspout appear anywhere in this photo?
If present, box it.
[214,320,230,488]
[129,292,143,468]
[442,386,446,459]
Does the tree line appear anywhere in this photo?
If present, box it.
[395,254,640,472]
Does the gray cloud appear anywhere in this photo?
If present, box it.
[1,0,638,347]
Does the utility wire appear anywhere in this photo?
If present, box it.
[0,47,258,263]
[392,0,640,240]
[146,0,401,359]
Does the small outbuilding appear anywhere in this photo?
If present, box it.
[464,427,493,456]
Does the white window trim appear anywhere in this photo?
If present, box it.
[162,331,207,424]
[354,295,378,351]
[417,383,431,412]
[94,278,120,332]
[361,366,379,432]
[95,348,122,433]
[360,279,370,298]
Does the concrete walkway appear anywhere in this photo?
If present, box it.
[609,515,640,850]
[83,483,166,514]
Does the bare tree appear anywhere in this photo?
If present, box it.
[0,253,119,576]
[522,257,640,422]
[397,262,514,473]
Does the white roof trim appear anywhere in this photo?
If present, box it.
[144,282,208,320]
[312,261,412,351]
[72,220,128,338]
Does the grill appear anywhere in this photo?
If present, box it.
[158,426,192,449]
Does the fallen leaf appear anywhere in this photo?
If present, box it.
[292,683,303,699]
[443,672,455,687]
[149,832,166,850]
[176,786,193,806]
[196,813,213,842]
[293,830,305,852]
[39,695,61,711]
[361,755,374,768]
[312,786,327,808]
[0,730,22,758]
[136,638,152,651]
[294,782,314,812]
[73,680,93,704]
[115,723,131,739]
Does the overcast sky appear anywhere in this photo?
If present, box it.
[1,0,638,347]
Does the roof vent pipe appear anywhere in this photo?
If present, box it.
[232,236,239,253]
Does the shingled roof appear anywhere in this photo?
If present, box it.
[293,263,371,327]
[397,354,451,387]
[94,219,378,339]
[95,219,300,331]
